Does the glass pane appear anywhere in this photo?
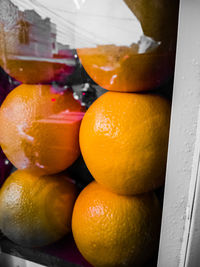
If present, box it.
[0,0,179,266]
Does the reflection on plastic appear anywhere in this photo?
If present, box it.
[75,0,179,92]
[0,0,77,84]
[0,0,179,91]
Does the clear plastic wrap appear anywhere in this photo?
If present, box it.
[0,0,179,91]
[0,0,179,266]
[75,0,179,92]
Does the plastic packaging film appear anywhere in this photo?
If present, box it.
[75,0,179,92]
[0,0,179,90]
[0,1,179,266]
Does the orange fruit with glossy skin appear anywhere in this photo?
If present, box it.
[72,181,161,267]
[80,92,171,195]
[0,84,85,175]
[77,46,175,92]
[76,0,179,92]
[0,170,78,248]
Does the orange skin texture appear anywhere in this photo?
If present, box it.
[80,91,171,195]
[72,181,161,267]
[0,170,78,248]
[77,46,175,92]
[0,84,85,175]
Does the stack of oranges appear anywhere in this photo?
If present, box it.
[71,0,175,263]
[0,70,85,247]
[72,65,171,266]
[0,1,178,266]
[0,70,170,266]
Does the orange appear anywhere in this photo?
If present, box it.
[1,58,75,84]
[0,84,85,175]
[76,0,179,92]
[77,45,175,92]
[0,170,78,248]
[72,181,161,267]
[80,91,171,195]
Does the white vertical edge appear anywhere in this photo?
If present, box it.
[181,112,200,267]
[182,107,200,267]
[157,0,200,266]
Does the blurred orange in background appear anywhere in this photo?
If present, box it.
[2,56,76,85]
